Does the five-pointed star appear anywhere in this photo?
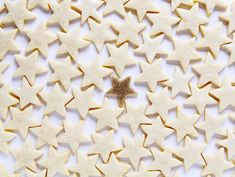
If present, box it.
[66,86,98,118]
[89,98,124,131]
[135,59,168,92]
[176,3,209,36]
[201,148,234,177]
[149,148,182,177]
[88,130,121,163]
[167,37,201,72]
[30,117,62,148]
[211,77,235,112]
[163,67,193,98]
[174,137,206,171]
[103,0,128,17]
[104,43,136,77]
[193,53,225,87]
[24,22,57,57]
[106,76,136,107]
[112,12,146,46]
[11,140,42,171]
[27,0,49,11]
[47,0,80,32]
[166,107,199,142]
[69,153,101,177]
[26,169,47,177]
[0,62,8,85]
[146,87,177,121]
[184,84,216,114]
[0,28,19,60]
[13,78,42,109]
[196,23,231,58]
[124,0,158,21]
[0,121,15,154]
[220,3,235,34]
[97,153,131,176]
[57,28,90,61]
[126,161,160,177]
[196,110,225,142]
[195,0,227,15]
[147,8,180,38]
[40,84,72,117]
[37,147,69,177]
[117,135,151,169]
[84,19,116,52]
[5,106,39,138]
[0,84,18,120]
[13,51,47,85]
[141,117,174,148]
[57,120,90,154]
[223,33,235,65]
[79,56,113,90]
[2,0,35,30]
[48,58,81,90]
[73,0,103,24]
[217,129,235,160]
[135,34,167,63]
[118,102,151,134]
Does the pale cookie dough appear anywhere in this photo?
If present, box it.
[195,0,227,15]
[102,0,128,17]
[27,0,50,11]
[220,2,235,34]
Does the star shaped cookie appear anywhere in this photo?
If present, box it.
[103,0,128,17]
[27,0,49,11]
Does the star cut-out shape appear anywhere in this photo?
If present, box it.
[5,106,39,138]
[174,137,207,171]
[40,84,72,117]
[2,0,35,30]
[170,0,194,11]
[104,43,136,77]
[119,102,151,134]
[89,98,124,131]
[196,110,226,142]
[223,33,235,65]
[48,57,82,90]
[195,0,227,15]
[13,78,42,109]
[112,12,146,46]
[47,0,80,32]
[0,62,9,85]
[220,3,235,34]
[13,51,48,85]
[141,117,174,148]
[201,148,234,177]
[37,147,69,177]
[26,169,47,177]
[57,28,90,61]
[57,120,90,154]
[124,0,159,21]
[163,67,193,98]
[117,135,151,169]
[88,130,121,163]
[146,87,177,121]
[0,121,15,154]
[192,53,225,87]
[66,86,98,119]
[106,76,136,107]
[135,59,168,92]
[97,153,131,177]
[167,37,201,72]
[176,3,209,36]
[27,0,49,11]
[24,22,57,57]
[135,34,167,63]
[184,84,216,114]
[210,78,235,112]
[149,148,182,177]
[69,153,101,177]
[30,117,62,148]
[147,8,180,38]
[11,140,42,171]
[84,19,116,52]
[103,0,128,17]
[0,28,19,60]
[79,56,113,90]
[73,0,103,24]
[196,23,231,58]
[166,107,199,142]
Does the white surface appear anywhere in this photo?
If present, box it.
[0,0,235,176]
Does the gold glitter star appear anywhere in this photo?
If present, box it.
[106,76,136,107]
